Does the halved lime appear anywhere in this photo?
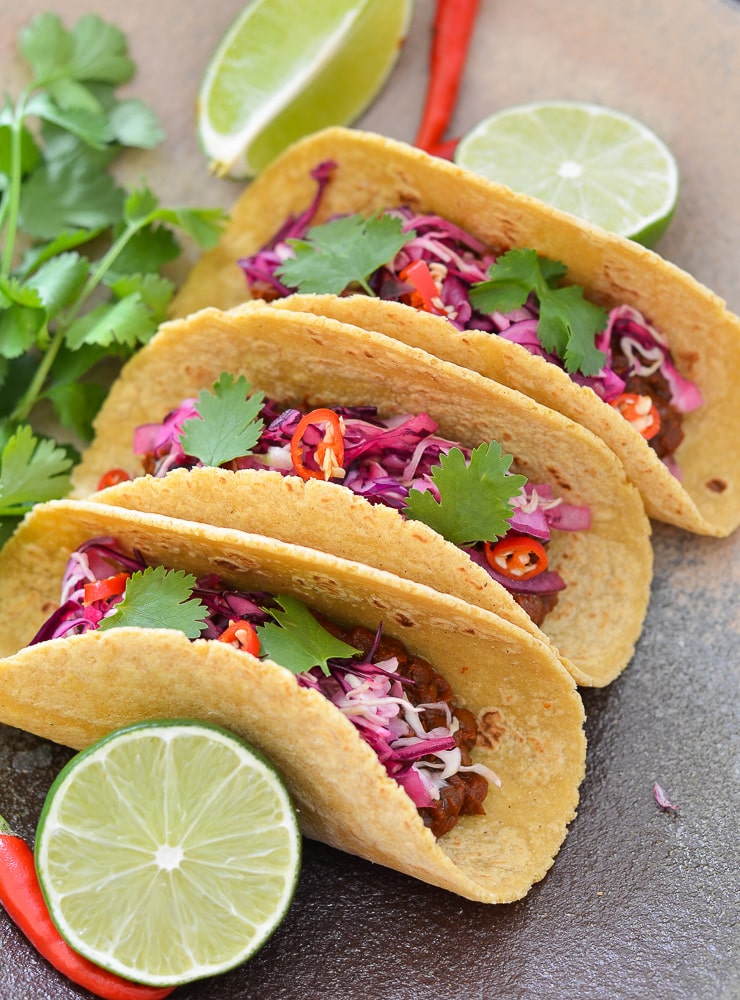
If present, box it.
[455,100,679,246]
[198,0,414,178]
[35,720,301,987]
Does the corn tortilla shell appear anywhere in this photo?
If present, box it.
[0,500,586,904]
[71,306,652,687]
[171,127,740,537]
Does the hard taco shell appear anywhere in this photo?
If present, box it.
[0,499,586,904]
[171,127,740,537]
[71,305,653,687]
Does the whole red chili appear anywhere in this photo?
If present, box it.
[414,0,481,158]
[0,811,174,1000]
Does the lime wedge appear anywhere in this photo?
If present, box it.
[198,0,413,178]
[35,720,301,987]
[455,100,679,246]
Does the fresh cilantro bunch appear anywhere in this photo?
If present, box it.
[0,12,226,544]
[404,443,527,546]
[469,248,608,375]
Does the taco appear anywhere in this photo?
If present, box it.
[170,127,740,538]
[70,305,652,687]
[0,498,586,904]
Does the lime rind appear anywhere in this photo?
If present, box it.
[455,100,679,247]
[36,719,301,987]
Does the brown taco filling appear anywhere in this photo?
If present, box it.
[237,161,702,473]
[99,385,591,628]
[31,537,499,839]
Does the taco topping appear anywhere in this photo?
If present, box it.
[124,381,590,626]
[237,161,702,469]
[30,538,499,839]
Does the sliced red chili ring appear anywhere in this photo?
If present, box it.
[609,392,661,440]
[484,537,548,581]
[82,572,130,606]
[96,468,131,490]
[290,408,345,481]
[217,619,260,656]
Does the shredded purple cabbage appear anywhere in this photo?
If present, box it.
[237,160,702,460]
[31,538,499,810]
[134,399,590,600]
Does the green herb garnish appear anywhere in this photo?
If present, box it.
[0,424,72,518]
[257,594,362,675]
[97,566,208,638]
[179,372,265,467]
[275,212,413,295]
[469,248,608,375]
[0,12,226,542]
[403,443,527,546]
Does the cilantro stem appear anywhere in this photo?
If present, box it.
[10,323,59,423]
[0,90,32,278]
[9,218,146,423]
[74,220,143,310]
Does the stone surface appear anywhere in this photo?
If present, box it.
[1,2,738,998]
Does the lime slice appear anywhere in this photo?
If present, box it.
[198,0,414,178]
[455,100,679,246]
[35,720,301,987]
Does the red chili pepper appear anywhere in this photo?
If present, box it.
[0,812,174,1000]
[609,392,661,440]
[399,260,441,312]
[217,619,261,656]
[96,468,132,491]
[83,572,130,606]
[484,537,549,581]
[290,408,345,481]
[414,0,481,158]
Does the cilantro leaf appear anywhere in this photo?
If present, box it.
[44,380,107,441]
[19,159,124,239]
[257,594,361,675]
[97,566,207,638]
[108,99,166,149]
[64,294,157,350]
[24,93,112,149]
[24,252,90,319]
[276,213,414,295]
[179,373,265,467]
[403,443,527,546]
[0,424,73,516]
[469,248,608,376]
[19,13,134,88]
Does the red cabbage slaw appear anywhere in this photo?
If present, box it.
[237,161,702,441]
[133,398,591,601]
[29,537,499,812]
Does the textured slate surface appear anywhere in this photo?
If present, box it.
[1,2,738,998]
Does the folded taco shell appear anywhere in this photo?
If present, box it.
[171,127,740,537]
[0,500,585,904]
[71,306,653,687]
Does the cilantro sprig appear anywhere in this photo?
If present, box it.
[257,594,362,675]
[275,212,413,295]
[0,13,226,541]
[179,373,265,467]
[403,443,527,546]
[469,248,608,375]
[97,566,208,638]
